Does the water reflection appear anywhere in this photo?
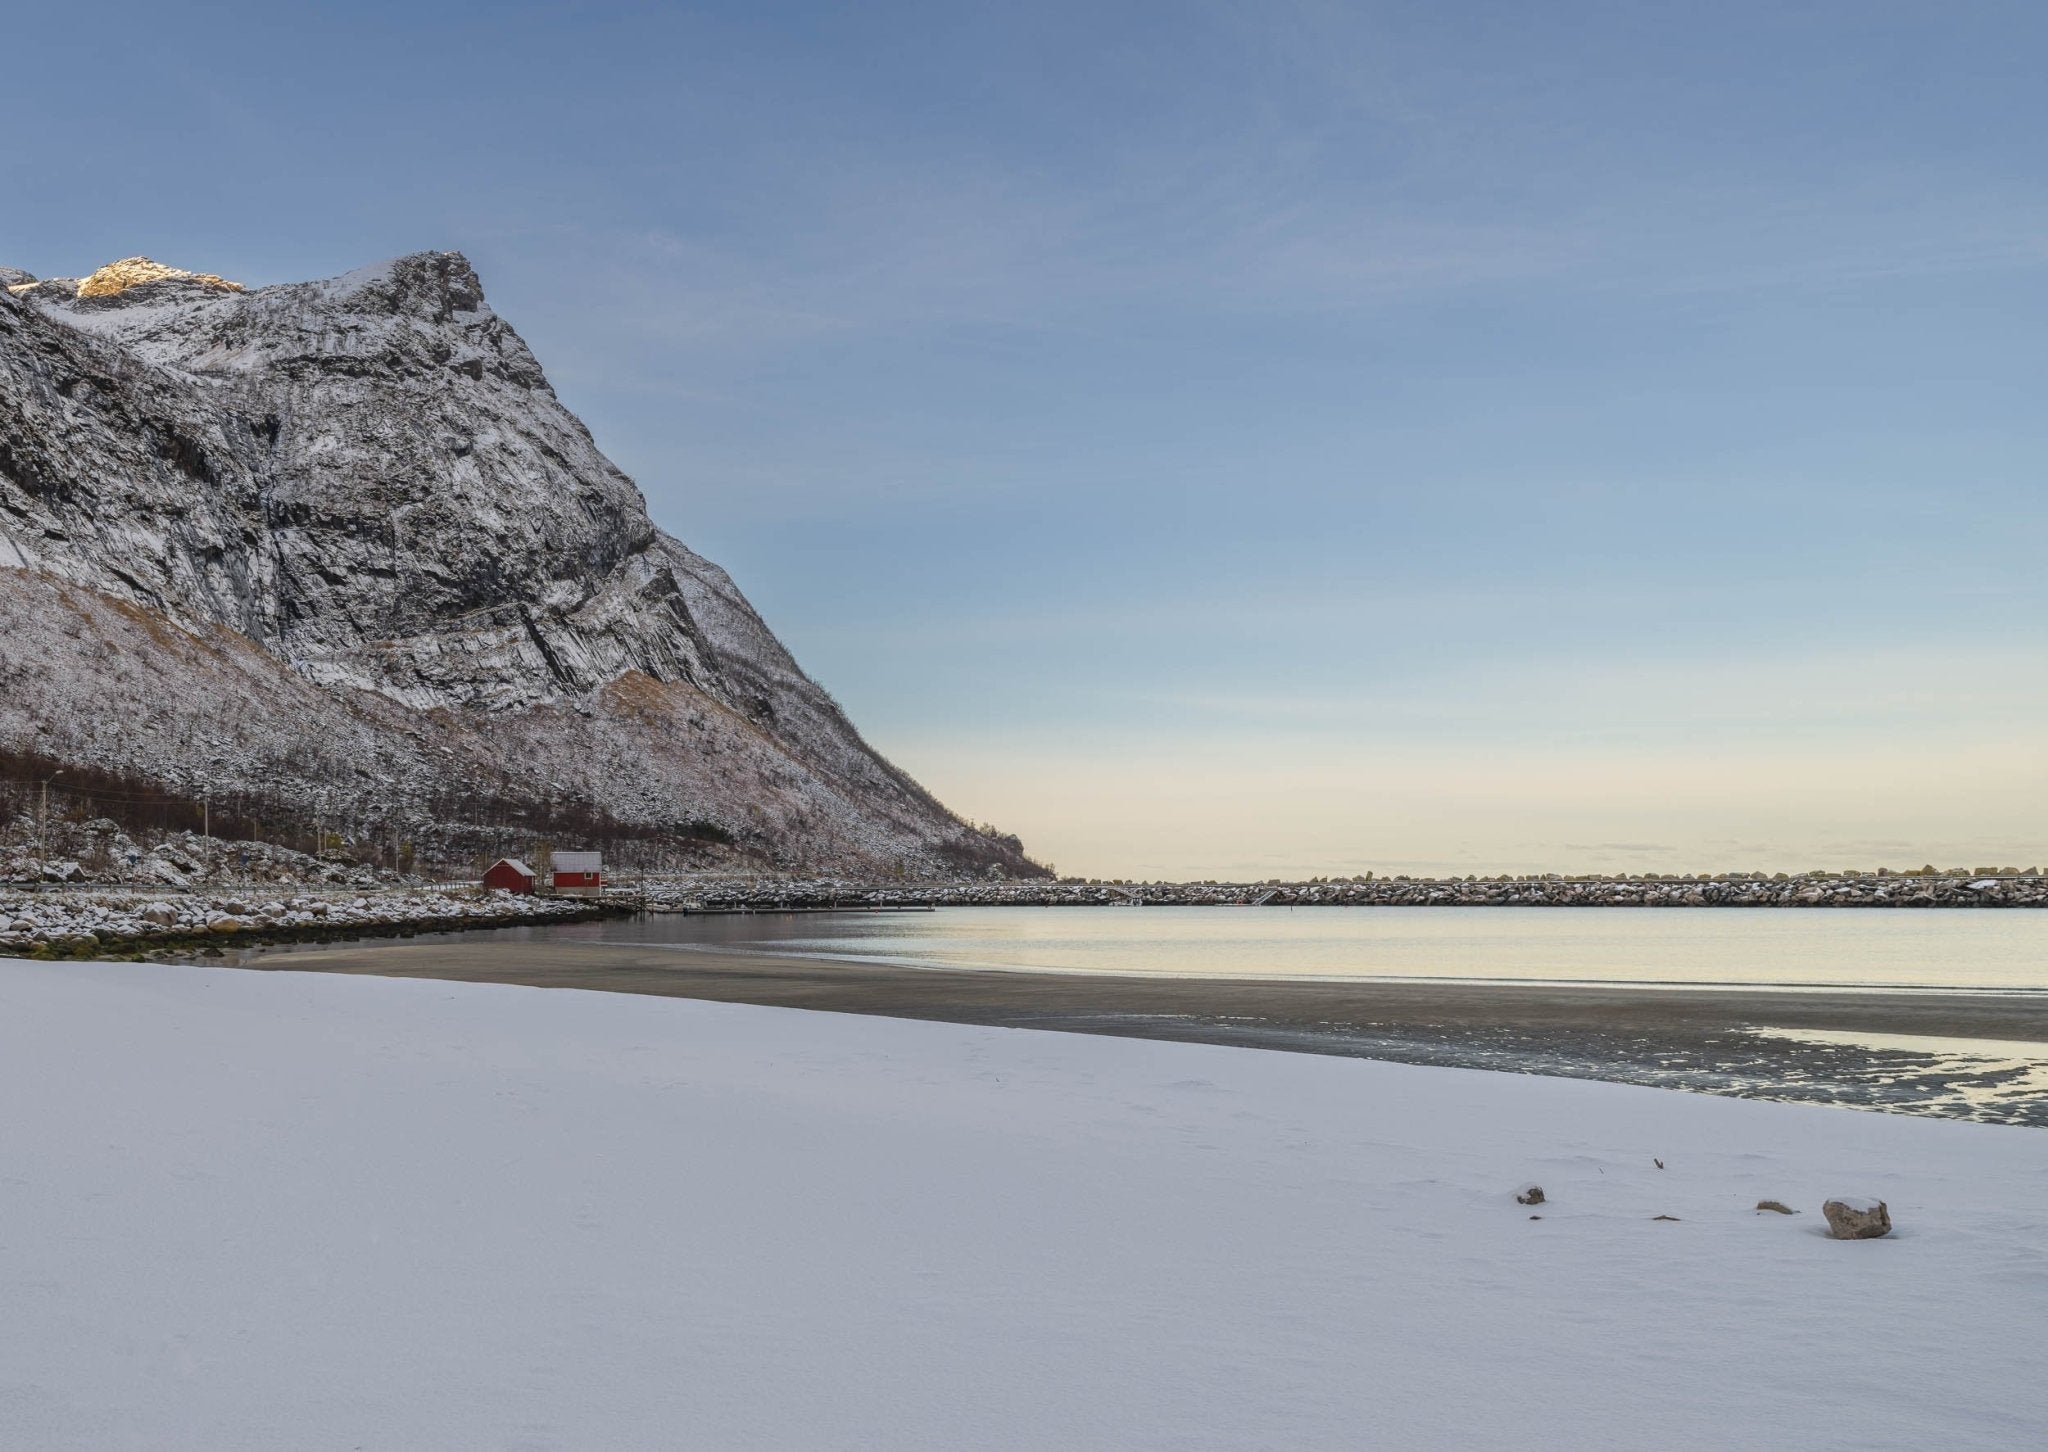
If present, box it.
[512,905,2048,992]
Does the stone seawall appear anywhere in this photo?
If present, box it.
[651,872,2046,911]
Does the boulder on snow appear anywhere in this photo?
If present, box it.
[1822,1198,1891,1240]
[138,858,190,886]
[1515,1185,1545,1206]
[140,903,178,926]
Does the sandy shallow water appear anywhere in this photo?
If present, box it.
[252,927,2048,1125]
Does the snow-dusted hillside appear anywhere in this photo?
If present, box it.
[3,959,2043,1449]
[0,256,1030,874]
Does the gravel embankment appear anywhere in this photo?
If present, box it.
[646,872,2047,910]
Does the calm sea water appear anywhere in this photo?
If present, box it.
[295,906,2048,1122]
[510,905,2048,993]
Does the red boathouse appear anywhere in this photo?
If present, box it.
[483,858,537,895]
[553,851,603,895]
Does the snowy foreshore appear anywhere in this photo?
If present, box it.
[0,887,604,958]
[3,959,2043,1450]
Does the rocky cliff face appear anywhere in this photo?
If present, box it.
[0,253,1033,875]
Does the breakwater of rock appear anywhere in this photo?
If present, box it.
[0,888,614,959]
[648,872,2046,911]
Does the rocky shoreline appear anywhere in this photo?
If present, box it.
[0,888,617,960]
[8,868,2041,960]
[654,870,2047,911]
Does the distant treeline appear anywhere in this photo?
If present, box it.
[0,742,261,842]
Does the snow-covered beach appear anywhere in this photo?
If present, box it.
[4,959,2044,1449]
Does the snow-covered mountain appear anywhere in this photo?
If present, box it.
[0,253,1033,874]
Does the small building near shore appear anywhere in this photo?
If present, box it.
[553,851,603,895]
[484,858,537,895]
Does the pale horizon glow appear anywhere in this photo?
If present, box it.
[896,637,2048,878]
[4,1,2043,878]
[906,733,2048,881]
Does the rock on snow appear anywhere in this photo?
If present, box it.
[1823,1196,1895,1239]
[2,960,2043,1449]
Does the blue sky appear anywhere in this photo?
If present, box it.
[6,1,2043,877]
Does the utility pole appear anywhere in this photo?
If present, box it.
[36,771,62,888]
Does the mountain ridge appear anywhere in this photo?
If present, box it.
[0,251,1034,876]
